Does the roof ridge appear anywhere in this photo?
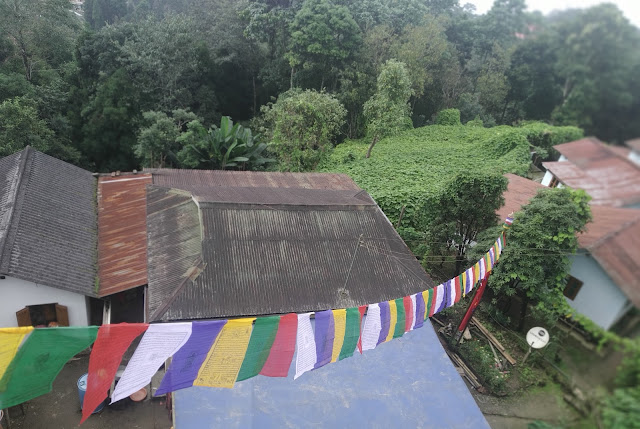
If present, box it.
[0,147,34,273]
[588,214,640,250]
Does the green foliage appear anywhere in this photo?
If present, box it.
[436,109,461,126]
[458,339,507,394]
[262,89,346,171]
[363,59,413,157]
[518,122,584,161]
[178,116,274,170]
[601,387,640,429]
[466,117,483,127]
[135,109,198,168]
[417,172,508,274]
[471,187,592,329]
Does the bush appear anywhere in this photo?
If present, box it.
[518,122,583,161]
[436,108,461,126]
[458,339,508,394]
[466,117,484,127]
[261,89,347,172]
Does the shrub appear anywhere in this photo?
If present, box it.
[436,108,461,126]
[466,117,484,127]
[518,122,583,161]
[261,89,347,172]
[458,339,507,394]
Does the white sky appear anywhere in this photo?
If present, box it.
[465,0,640,28]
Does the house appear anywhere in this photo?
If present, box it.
[0,147,99,327]
[500,173,640,330]
[541,137,640,208]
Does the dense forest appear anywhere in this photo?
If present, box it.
[0,0,639,172]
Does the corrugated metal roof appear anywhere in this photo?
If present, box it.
[146,185,433,322]
[0,147,98,296]
[591,217,640,308]
[145,168,360,190]
[544,138,640,207]
[97,174,152,297]
[190,186,375,206]
[578,206,640,249]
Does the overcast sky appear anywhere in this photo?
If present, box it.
[465,0,640,28]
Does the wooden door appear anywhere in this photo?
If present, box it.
[16,307,32,327]
[55,304,69,326]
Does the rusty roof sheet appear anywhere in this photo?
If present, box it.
[145,168,360,190]
[578,206,640,249]
[97,174,152,296]
[190,186,375,206]
[146,185,434,321]
[544,138,640,207]
[497,174,545,221]
[0,147,98,296]
[590,217,640,307]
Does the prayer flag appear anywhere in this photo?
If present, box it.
[393,298,405,338]
[377,301,391,345]
[361,304,381,352]
[428,287,437,317]
[479,258,486,281]
[314,310,334,369]
[414,293,425,329]
[237,316,280,381]
[498,234,504,252]
[489,247,495,269]
[330,309,346,363]
[385,300,398,342]
[111,323,192,403]
[294,313,316,379]
[355,305,367,354]
[338,307,360,360]
[0,327,33,380]
[465,267,474,294]
[260,314,297,378]
[82,324,147,423]
[434,284,445,314]
[194,318,255,388]
[407,295,416,331]
[156,320,226,395]
[1,327,97,411]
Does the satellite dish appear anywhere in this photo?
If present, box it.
[526,327,549,349]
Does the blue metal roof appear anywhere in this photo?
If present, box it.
[173,321,489,428]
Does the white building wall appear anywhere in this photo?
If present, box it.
[541,155,566,187]
[0,276,89,327]
[566,254,629,330]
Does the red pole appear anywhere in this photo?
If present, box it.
[454,271,490,344]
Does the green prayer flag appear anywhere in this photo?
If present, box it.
[426,290,433,319]
[0,327,98,409]
[338,307,360,361]
[393,298,405,338]
[236,316,279,382]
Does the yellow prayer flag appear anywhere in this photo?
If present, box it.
[331,309,347,363]
[0,327,33,379]
[474,262,481,284]
[385,300,397,342]
[194,318,255,388]
[421,291,429,320]
[461,271,467,297]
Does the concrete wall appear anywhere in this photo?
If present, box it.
[0,276,90,327]
[567,253,629,330]
[541,155,566,187]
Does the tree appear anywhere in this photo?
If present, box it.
[363,59,413,158]
[286,0,361,90]
[262,89,346,171]
[471,187,592,331]
[419,172,508,274]
[177,116,274,170]
[84,0,128,29]
[135,109,198,168]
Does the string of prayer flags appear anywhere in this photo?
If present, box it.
[313,310,334,370]
[0,327,32,380]
[330,310,346,364]
[343,306,365,359]
[81,323,148,423]
[111,323,192,403]
[294,313,316,379]
[194,318,255,388]
[260,314,297,378]
[1,327,97,410]
[361,304,380,352]
[237,316,280,381]
[156,320,226,395]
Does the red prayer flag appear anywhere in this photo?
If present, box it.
[81,323,148,424]
[356,305,366,354]
[403,296,413,333]
[259,313,297,378]
[454,276,461,304]
[428,287,438,317]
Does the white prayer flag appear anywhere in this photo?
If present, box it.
[294,313,316,380]
[360,303,381,351]
[111,323,192,403]
[410,294,417,330]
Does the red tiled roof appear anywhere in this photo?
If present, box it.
[97,174,152,297]
[543,138,640,207]
[497,173,544,221]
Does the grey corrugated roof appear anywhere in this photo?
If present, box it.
[146,183,434,322]
[0,147,98,296]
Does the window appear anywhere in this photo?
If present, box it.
[564,276,583,300]
[15,303,69,327]
[549,175,560,188]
